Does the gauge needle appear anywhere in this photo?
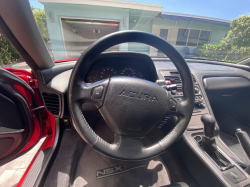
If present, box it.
[107,75,111,78]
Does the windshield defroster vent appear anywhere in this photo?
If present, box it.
[164,75,182,84]
[42,93,60,116]
[164,72,196,84]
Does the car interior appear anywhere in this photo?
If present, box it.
[1,0,250,187]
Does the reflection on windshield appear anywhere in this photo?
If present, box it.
[3,0,250,64]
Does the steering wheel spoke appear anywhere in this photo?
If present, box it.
[166,96,187,117]
[75,79,109,108]
[114,134,143,154]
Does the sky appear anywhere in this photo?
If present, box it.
[29,0,250,20]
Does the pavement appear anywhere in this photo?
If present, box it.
[1,62,31,70]
[0,138,44,187]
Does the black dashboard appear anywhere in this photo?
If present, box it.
[37,52,250,187]
[38,52,250,120]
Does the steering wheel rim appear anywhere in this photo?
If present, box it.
[68,30,194,160]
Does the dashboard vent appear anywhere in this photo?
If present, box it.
[164,72,196,84]
[42,93,60,116]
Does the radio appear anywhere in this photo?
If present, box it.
[156,76,206,114]
[158,71,207,114]
[173,86,206,113]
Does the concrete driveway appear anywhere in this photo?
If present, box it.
[0,139,44,187]
[1,62,31,70]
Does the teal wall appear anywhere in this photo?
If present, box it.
[153,17,230,45]
[43,3,129,60]
[127,9,158,54]
[43,3,230,59]
[128,17,230,56]
[127,20,153,54]
[153,17,230,55]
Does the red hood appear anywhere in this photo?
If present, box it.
[54,58,78,63]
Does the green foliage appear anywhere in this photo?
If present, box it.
[0,31,23,66]
[32,7,50,43]
[222,15,250,48]
[198,15,250,63]
[0,7,50,66]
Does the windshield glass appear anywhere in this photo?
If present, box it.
[31,0,250,63]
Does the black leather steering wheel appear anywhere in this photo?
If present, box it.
[68,30,194,160]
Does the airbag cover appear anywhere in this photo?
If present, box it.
[99,77,168,137]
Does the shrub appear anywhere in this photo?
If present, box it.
[198,15,250,63]
[0,32,23,66]
[198,44,250,63]
[0,7,49,66]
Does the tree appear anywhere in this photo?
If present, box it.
[32,7,50,43]
[221,15,250,48]
[0,7,50,65]
[0,31,23,65]
[198,15,250,62]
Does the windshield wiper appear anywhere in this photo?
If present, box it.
[183,56,234,63]
[238,57,250,65]
[152,56,233,63]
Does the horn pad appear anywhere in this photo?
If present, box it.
[99,77,168,137]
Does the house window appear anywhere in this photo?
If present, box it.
[176,28,211,46]
[158,29,169,56]
[187,29,200,46]
[198,30,211,45]
[176,28,189,46]
[160,29,168,40]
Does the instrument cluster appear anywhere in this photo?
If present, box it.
[84,52,157,83]
[87,66,145,83]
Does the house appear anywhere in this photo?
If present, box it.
[39,0,231,61]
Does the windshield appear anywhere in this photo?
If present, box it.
[31,0,250,63]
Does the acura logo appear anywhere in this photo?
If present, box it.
[119,90,158,102]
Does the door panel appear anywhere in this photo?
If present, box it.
[0,68,42,166]
[0,92,26,159]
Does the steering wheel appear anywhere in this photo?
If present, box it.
[68,30,194,160]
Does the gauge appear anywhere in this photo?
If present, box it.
[120,67,145,79]
[99,67,116,79]
[91,72,98,79]
[136,71,144,79]
[120,67,136,77]
[87,71,99,83]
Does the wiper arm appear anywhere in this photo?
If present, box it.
[238,57,250,65]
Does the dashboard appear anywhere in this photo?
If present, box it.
[39,52,250,187]
[84,52,158,83]
[40,52,250,120]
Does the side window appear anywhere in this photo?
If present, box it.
[0,31,23,67]
[1,7,51,69]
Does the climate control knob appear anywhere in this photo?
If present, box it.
[194,86,200,94]
[199,103,206,108]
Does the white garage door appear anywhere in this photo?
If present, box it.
[61,18,120,58]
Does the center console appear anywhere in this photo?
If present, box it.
[158,70,250,187]
[160,70,209,130]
